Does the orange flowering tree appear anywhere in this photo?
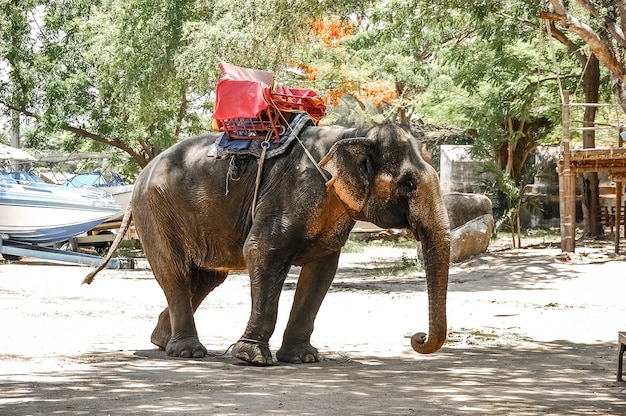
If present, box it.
[295,15,405,124]
[310,15,353,48]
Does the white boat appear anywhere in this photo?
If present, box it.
[62,171,133,222]
[103,184,133,222]
[0,170,121,244]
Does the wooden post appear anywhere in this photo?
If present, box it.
[616,180,622,254]
[559,91,576,252]
[617,132,625,253]
[10,110,20,171]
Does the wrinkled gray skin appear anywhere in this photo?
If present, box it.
[87,124,451,366]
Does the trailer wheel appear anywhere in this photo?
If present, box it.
[59,238,79,252]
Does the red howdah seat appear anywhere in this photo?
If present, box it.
[213,62,326,141]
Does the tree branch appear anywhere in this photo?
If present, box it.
[576,0,600,18]
[549,0,626,85]
[618,0,626,37]
[0,99,148,168]
[548,22,587,64]
[138,138,154,161]
[61,124,147,168]
[579,0,626,49]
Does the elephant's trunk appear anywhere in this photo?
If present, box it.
[409,171,450,354]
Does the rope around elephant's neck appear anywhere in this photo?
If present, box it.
[295,134,330,182]
[250,115,330,221]
[273,105,330,183]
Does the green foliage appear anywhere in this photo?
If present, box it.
[370,254,423,277]
[0,0,376,167]
[342,237,422,276]
[480,160,543,247]
[0,0,619,181]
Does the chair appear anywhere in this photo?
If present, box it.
[618,331,626,381]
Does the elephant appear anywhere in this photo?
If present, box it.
[85,123,451,366]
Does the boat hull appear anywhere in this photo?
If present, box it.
[0,180,120,244]
[94,185,133,222]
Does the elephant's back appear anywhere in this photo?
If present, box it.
[136,134,237,194]
[139,134,258,202]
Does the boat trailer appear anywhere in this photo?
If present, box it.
[0,238,133,269]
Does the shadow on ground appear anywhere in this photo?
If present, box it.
[284,249,613,295]
[2,340,625,415]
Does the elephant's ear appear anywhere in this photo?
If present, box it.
[318,138,374,212]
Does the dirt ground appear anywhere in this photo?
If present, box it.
[1,237,626,415]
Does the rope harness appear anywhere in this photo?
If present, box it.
[211,337,270,357]
[247,111,330,221]
[251,135,272,219]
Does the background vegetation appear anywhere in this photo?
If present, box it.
[2,1,625,236]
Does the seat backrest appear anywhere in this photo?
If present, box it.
[218,62,274,87]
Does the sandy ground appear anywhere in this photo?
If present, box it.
[1,239,626,415]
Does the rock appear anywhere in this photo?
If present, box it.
[417,192,494,263]
[443,192,493,230]
[449,214,494,263]
[443,192,494,262]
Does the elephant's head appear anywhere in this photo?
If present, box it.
[319,124,450,354]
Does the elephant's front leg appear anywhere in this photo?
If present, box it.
[277,250,341,363]
[231,247,292,366]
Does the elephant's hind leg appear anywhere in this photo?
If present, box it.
[151,266,228,358]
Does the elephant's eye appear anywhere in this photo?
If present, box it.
[400,175,416,193]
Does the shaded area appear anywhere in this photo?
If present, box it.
[2,246,626,415]
[284,249,614,294]
[1,341,624,415]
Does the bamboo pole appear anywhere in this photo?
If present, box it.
[560,91,576,252]
[616,181,622,254]
[566,102,619,107]
[617,131,625,254]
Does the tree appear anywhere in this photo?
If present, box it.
[289,2,478,126]
[425,1,613,239]
[547,1,626,112]
[0,0,368,169]
[545,0,626,236]
[544,11,604,236]
[1,0,195,168]
[436,2,558,184]
[481,161,542,248]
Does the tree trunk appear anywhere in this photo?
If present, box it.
[582,55,603,237]
[506,117,515,177]
[612,75,626,116]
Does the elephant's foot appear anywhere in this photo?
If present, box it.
[165,336,207,358]
[150,309,172,350]
[276,342,319,364]
[150,324,171,351]
[231,339,273,366]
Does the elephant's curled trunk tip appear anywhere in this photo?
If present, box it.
[410,331,445,354]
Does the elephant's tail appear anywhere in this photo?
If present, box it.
[82,203,133,285]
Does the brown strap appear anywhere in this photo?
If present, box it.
[251,137,270,220]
